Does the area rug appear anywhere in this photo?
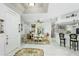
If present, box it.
[24,39,50,45]
[14,48,44,56]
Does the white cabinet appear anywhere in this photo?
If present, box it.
[5,8,21,55]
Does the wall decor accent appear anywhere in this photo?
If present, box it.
[18,24,20,32]
[0,19,4,33]
[76,28,79,34]
[66,13,77,18]
[31,24,36,28]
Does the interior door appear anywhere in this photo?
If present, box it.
[5,10,20,55]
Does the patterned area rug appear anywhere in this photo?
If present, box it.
[14,48,44,56]
[23,39,50,45]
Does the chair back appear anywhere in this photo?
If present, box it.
[59,33,65,40]
[70,34,77,41]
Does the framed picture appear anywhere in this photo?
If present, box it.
[0,19,4,33]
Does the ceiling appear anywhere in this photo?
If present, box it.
[4,3,79,24]
[5,3,79,16]
[5,3,48,14]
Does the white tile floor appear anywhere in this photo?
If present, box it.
[10,38,79,56]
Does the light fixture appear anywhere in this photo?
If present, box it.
[28,3,35,6]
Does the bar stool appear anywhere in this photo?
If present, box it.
[59,33,66,47]
[69,34,78,51]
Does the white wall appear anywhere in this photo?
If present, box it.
[21,21,31,35]
[43,22,51,39]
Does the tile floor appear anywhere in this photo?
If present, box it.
[10,38,79,56]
